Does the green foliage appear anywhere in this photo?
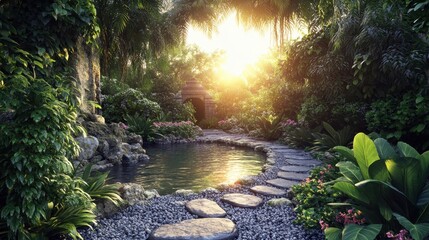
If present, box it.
[327,133,429,238]
[292,164,344,229]
[256,114,283,140]
[124,113,159,142]
[312,122,355,151]
[282,126,319,149]
[198,116,219,129]
[150,95,196,122]
[153,121,202,140]
[325,224,382,240]
[365,91,429,150]
[101,76,129,96]
[103,88,162,123]
[79,165,123,206]
[0,0,101,238]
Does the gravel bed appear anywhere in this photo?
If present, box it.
[80,185,323,240]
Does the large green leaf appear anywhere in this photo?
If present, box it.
[353,133,380,179]
[394,213,429,240]
[334,182,369,204]
[374,138,397,160]
[325,227,342,240]
[397,142,422,160]
[368,160,390,182]
[418,183,429,206]
[342,224,382,240]
[386,157,424,203]
[336,161,363,183]
[334,146,355,162]
[421,151,429,179]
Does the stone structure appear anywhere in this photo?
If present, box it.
[71,37,101,115]
[175,78,216,122]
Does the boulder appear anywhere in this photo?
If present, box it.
[97,139,110,158]
[119,183,147,205]
[75,136,99,161]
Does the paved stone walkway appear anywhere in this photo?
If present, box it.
[149,130,322,240]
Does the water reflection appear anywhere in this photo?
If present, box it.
[108,143,265,195]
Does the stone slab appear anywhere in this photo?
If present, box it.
[277,171,309,181]
[266,178,299,189]
[279,165,312,172]
[221,193,263,208]
[285,159,321,166]
[283,155,314,160]
[185,199,227,218]
[149,218,238,240]
[250,185,286,196]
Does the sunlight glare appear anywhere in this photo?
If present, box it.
[186,12,271,77]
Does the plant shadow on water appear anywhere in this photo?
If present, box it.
[108,143,265,195]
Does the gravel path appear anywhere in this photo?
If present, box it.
[80,130,324,240]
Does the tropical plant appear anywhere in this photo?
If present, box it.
[326,133,429,240]
[125,113,159,142]
[282,125,319,149]
[79,165,122,206]
[256,114,284,140]
[312,122,355,151]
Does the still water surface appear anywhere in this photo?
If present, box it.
[108,143,265,195]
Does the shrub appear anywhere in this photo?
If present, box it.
[100,76,129,96]
[365,92,429,150]
[153,121,202,139]
[218,117,239,131]
[150,94,196,122]
[103,88,162,123]
[198,116,219,129]
[292,164,344,229]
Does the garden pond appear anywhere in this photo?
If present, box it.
[108,143,266,195]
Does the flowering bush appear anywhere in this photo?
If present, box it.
[292,164,344,229]
[153,121,202,139]
[218,117,239,131]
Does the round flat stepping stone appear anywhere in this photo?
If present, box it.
[250,185,286,196]
[149,218,238,240]
[221,193,263,208]
[266,178,299,188]
[277,171,309,181]
[279,165,312,172]
[285,159,321,166]
[185,199,227,218]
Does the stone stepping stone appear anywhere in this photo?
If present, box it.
[277,171,309,181]
[266,178,299,188]
[279,165,312,172]
[250,185,286,196]
[149,218,238,240]
[285,159,321,166]
[185,199,227,218]
[284,155,314,160]
[221,193,263,208]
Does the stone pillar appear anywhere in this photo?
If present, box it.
[71,36,101,115]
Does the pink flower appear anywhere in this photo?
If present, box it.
[319,220,329,230]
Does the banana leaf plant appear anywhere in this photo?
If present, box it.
[326,133,429,240]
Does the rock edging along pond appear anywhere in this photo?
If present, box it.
[80,129,324,240]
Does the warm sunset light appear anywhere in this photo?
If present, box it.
[186,12,272,77]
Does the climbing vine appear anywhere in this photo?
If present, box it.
[0,0,99,238]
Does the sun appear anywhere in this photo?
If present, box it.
[186,12,272,77]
